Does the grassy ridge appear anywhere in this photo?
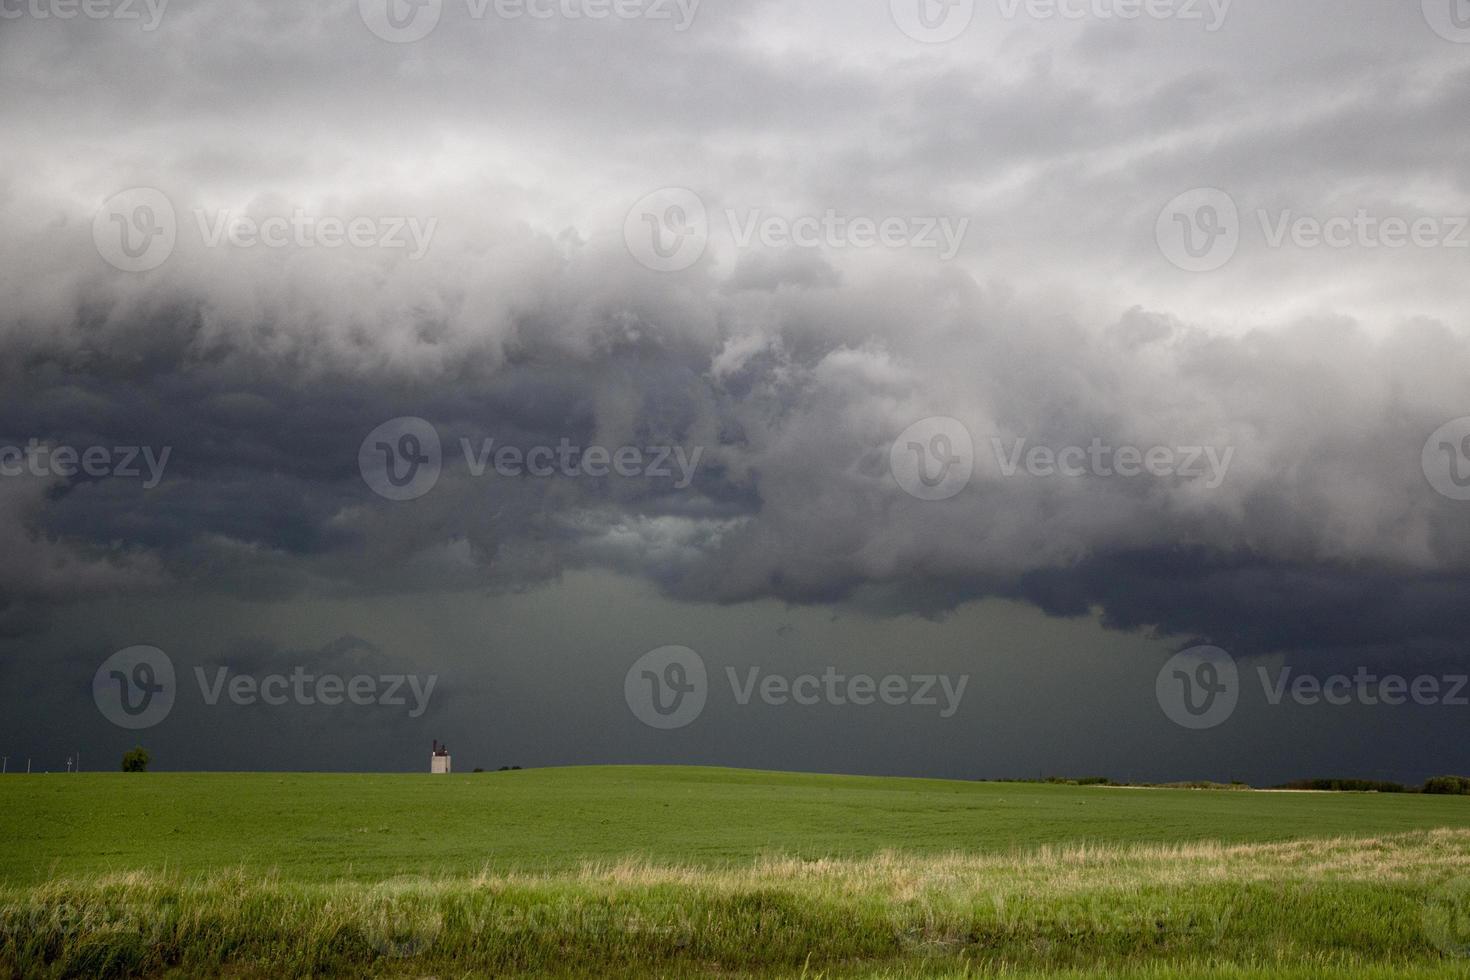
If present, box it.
[6,768,1470,977]
[6,833,1470,977]
[6,768,1470,885]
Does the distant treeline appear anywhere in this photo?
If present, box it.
[1018,775,1470,794]
[1021,777,1251,791]
[1277,775,1470,795]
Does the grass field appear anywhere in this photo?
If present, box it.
[5,767,1470,977]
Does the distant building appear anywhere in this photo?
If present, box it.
[431,739,451,774]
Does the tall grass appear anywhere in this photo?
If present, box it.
[5,831,1470,978]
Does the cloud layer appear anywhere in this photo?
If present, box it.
[3,0,1469,674]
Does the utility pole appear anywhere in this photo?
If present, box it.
[26,758,32,774]
[1,756,7,774]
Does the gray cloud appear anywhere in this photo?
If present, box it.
[2,0,1468,778]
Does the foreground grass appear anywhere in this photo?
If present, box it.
[7,768,1470,886]
[7,831,1470,977]
[7,769,1470,976]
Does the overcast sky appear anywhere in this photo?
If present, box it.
[2,0,1469,783]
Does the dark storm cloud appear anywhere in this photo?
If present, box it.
[3,247,1469,671]
[2,0,1469,679]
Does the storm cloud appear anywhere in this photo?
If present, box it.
[2,0,1469,779]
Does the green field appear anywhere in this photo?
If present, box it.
[5,767,1470,977]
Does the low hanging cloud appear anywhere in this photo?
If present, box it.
[1,0,1468,670]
